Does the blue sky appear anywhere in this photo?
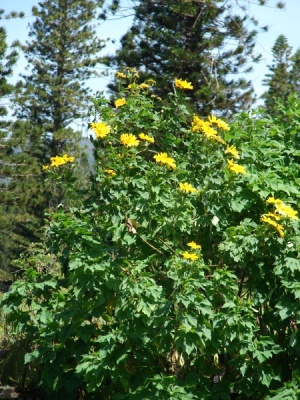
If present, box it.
[2,0,300,104]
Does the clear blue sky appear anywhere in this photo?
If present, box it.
[2,0,300,103]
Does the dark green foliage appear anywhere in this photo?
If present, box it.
[289,48,300,96]
[0,0,113,273]
[2,79,300,398]
[0,14,20,277]
[15,0,107,141]
[104,0,282,115]
[262,35,293,117]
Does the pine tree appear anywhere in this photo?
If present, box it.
[104,0,271,115]
[262,35,293,116]
[1,0,116,273]
[14,0,109,152]
[289,48,300,96]
[0,13,21,277]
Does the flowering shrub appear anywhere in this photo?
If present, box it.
[2,73,300,399]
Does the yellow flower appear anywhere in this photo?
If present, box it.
[157,97,162,101]
[201,123,217,137]
[90,121,110,139]
[139,83,149,90]
[227,159,246,175]
[153,152,176,170]
[42,165,49,171]
[208,115,230,131]
[225,145,240,159]
[115,72,127,79]
[266,197,282,205]
[147,79,156,85]
[128,83,139,91]
[263,212,281,221]
[261,215,284,238]
[191,116,206,132]
[179,182,198,193]
[175,78,193,90]
[115,98,126,108]
[267,197,298,220]
[187,241,201,249]
[104,169,116,177]
[120,133,140,147]
[191,116,225,144]
[50,154,74,168]
[276,203,298,220]
[139,132,155,143]
[182,251,199,261]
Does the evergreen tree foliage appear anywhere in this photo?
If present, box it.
[15,0,108,149]
[262,34,293,117]
[289,48,300,96]
[0,0,117,274]
[104,0,282,115]
[0,14,20,278]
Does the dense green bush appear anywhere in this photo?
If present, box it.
[2,73,300,399]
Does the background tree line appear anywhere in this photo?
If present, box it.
[0,0,293,280]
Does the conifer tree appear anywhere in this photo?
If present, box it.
[289,48,300,96]
[0,14,20,277]
[1,0,117,273]
[14,0,109,152]
[104,0,283,115]
[262,35,293,116]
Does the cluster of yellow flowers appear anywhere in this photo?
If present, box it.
[182,241,201,261]
[128,82,155,91]
[191,114,246,175]
[261,197,298,237]
[43,154,75,170]
[150,94,162,101]
[115,70,157,95]
[267,197,298,220]
[104,169,116,177]
[191,115,226,145]
[115,67,140,79]
[179,182,198,194]
[153,152,176,170]
[182,252,199,261]
[139,83,150,90]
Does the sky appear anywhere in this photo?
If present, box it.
[2,0,300,104]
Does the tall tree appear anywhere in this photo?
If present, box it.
[0,12,21,277]
[0,0,117,273]
[104,0,283,115]
[14,0,110,153]
[262,34,293,116]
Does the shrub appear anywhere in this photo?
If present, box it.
[2,73,300,399]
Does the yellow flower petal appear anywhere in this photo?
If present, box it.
[115,98,126,108]
[120,133,140,147]
[175,79,193,90]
